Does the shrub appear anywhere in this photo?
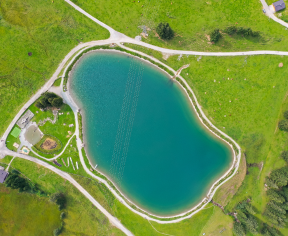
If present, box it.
[284,110,288,119]
[210,29,221,43]
[60,212,66,220]
[281,151,288,162]
[53,228,61,236]
[278,120,288,131]
[50,192,67,210]
[156,22,174,40]
[224,26,237,35]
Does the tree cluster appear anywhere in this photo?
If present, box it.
[5,170,45,196]
[224,26,260,37]
[35,92,63,109]
[278,110,288,131]
[233,201,258,236]
[210,26,260,43]
[264,166,288,228]
[156,22,174,40]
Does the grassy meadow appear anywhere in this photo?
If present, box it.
[0,0,109,136]
[0,184,61,236]
[9,158,125,236]
[122,46,288,232]
[72,0,288,51]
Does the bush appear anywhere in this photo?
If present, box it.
[281,151,288,162]
[53,228,61,236]
[210,29,221,43]
[224,26,237,35]
[156,22,174,40]
[278,120,288,131]
[50,192,67,210]
[284,110,288,119]
[60,212,66,220]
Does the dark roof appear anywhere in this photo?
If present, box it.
[273,0,286,12]
[0,170,9,183]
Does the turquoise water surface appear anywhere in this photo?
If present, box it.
[70,51,232,216]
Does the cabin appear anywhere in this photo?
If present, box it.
[0,170,9,183]
[273,0,286,12]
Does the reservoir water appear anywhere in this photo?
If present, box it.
[70,51,232,216]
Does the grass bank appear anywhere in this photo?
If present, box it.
[0,0,109,136]
[72,0,288,51]
[9,158,125,236]
[0,184,61,236]
[123,45,288,232]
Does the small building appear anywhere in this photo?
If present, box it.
[0,170,9,183]
[17,110,34,129]
[273,0,286,12]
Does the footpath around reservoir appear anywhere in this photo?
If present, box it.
[2,0,288,235]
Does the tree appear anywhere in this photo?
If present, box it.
[35,101,45,109]
[44,92,57,100]
[268,202,286,215]
[278,120,288,131]
[156,23,174,40]
[244,215,258,235]
[284,110,288,119]
[266,177,278,189]
[281,151,288,162]
[262,223,280,236]
[224,26,237,35]
[233,222,245,236]
[39,97,50,107]
[210,29,221,43]
[267,189,285,203]
[51,97,63,108]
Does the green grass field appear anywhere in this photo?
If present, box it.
[0,184,61,236]
[72,0,288,51]
[9,158,125,236]
[0,0,109,137]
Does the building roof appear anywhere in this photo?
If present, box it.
[273,0,286,12]
[16,110,34,129]
[0,170,9,183]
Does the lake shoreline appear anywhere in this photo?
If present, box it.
[66,47,240,219]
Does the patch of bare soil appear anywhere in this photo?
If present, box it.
[41,138,57,150]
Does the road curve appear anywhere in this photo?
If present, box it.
[1,147,134,236]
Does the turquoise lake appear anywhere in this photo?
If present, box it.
[69,51,232,216]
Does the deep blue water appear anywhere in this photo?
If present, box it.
[69,51,232,216]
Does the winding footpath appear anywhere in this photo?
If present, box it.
[1,0,288,235]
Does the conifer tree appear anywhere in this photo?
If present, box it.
[267,189,285,203]
[266,177,278,189]
[233,222,245,236]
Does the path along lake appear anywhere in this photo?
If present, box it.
[70,51,232,216]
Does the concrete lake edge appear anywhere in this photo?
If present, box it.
[63,44,241,220]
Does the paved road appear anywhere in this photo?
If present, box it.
[0,147,134,236]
